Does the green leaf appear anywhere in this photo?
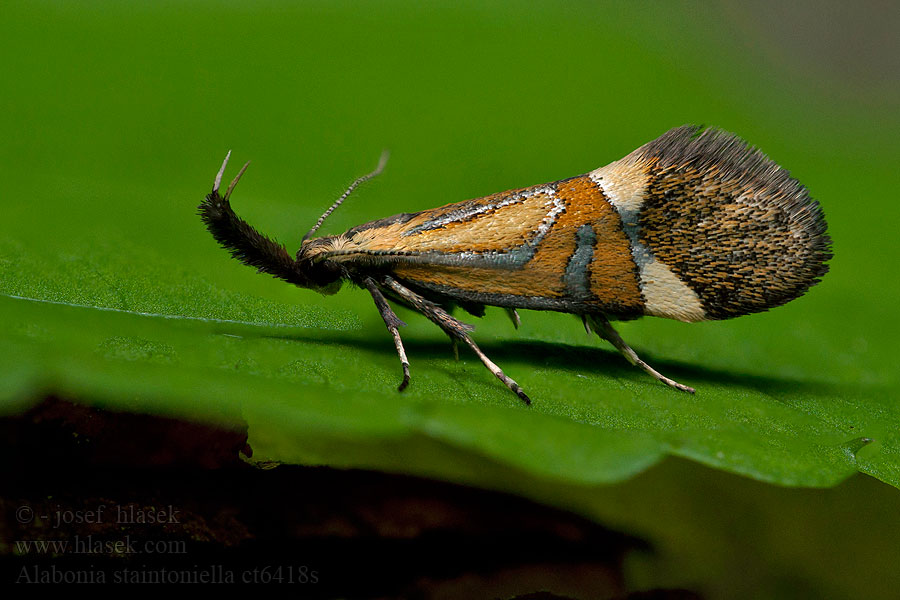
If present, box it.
[1,0,898,511]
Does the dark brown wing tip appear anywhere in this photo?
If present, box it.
[636,126,832,318]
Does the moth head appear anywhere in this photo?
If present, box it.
[199,154,345,295]
[294,237,345,295]
[200,150,386,295]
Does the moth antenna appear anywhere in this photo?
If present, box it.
[302,149,390,242]
[224,160,251,202]
[213,150,232,193]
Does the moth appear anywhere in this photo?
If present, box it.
[199,126,831,404]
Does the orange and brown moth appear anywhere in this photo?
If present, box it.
[199,126,831,404]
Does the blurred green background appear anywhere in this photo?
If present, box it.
[2,1,899,597]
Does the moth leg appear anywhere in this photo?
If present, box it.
[363,278,410,391]
[383,277,531,405]
[581,314,592,336]
[459,336,531,404]
[505,308,521,330]
[586,315,695,394]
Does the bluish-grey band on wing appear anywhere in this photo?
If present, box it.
[399,279,643,319]
[565,224,595,300]
[614,205,652,270]
[335,246,537,269]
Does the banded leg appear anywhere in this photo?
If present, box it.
[505,308,521,329]
[586,314,695,394]
[383,277,531,405]
[364,278,410,391]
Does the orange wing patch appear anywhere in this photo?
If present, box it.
[347,183,557,254]
[387,175,644,314]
